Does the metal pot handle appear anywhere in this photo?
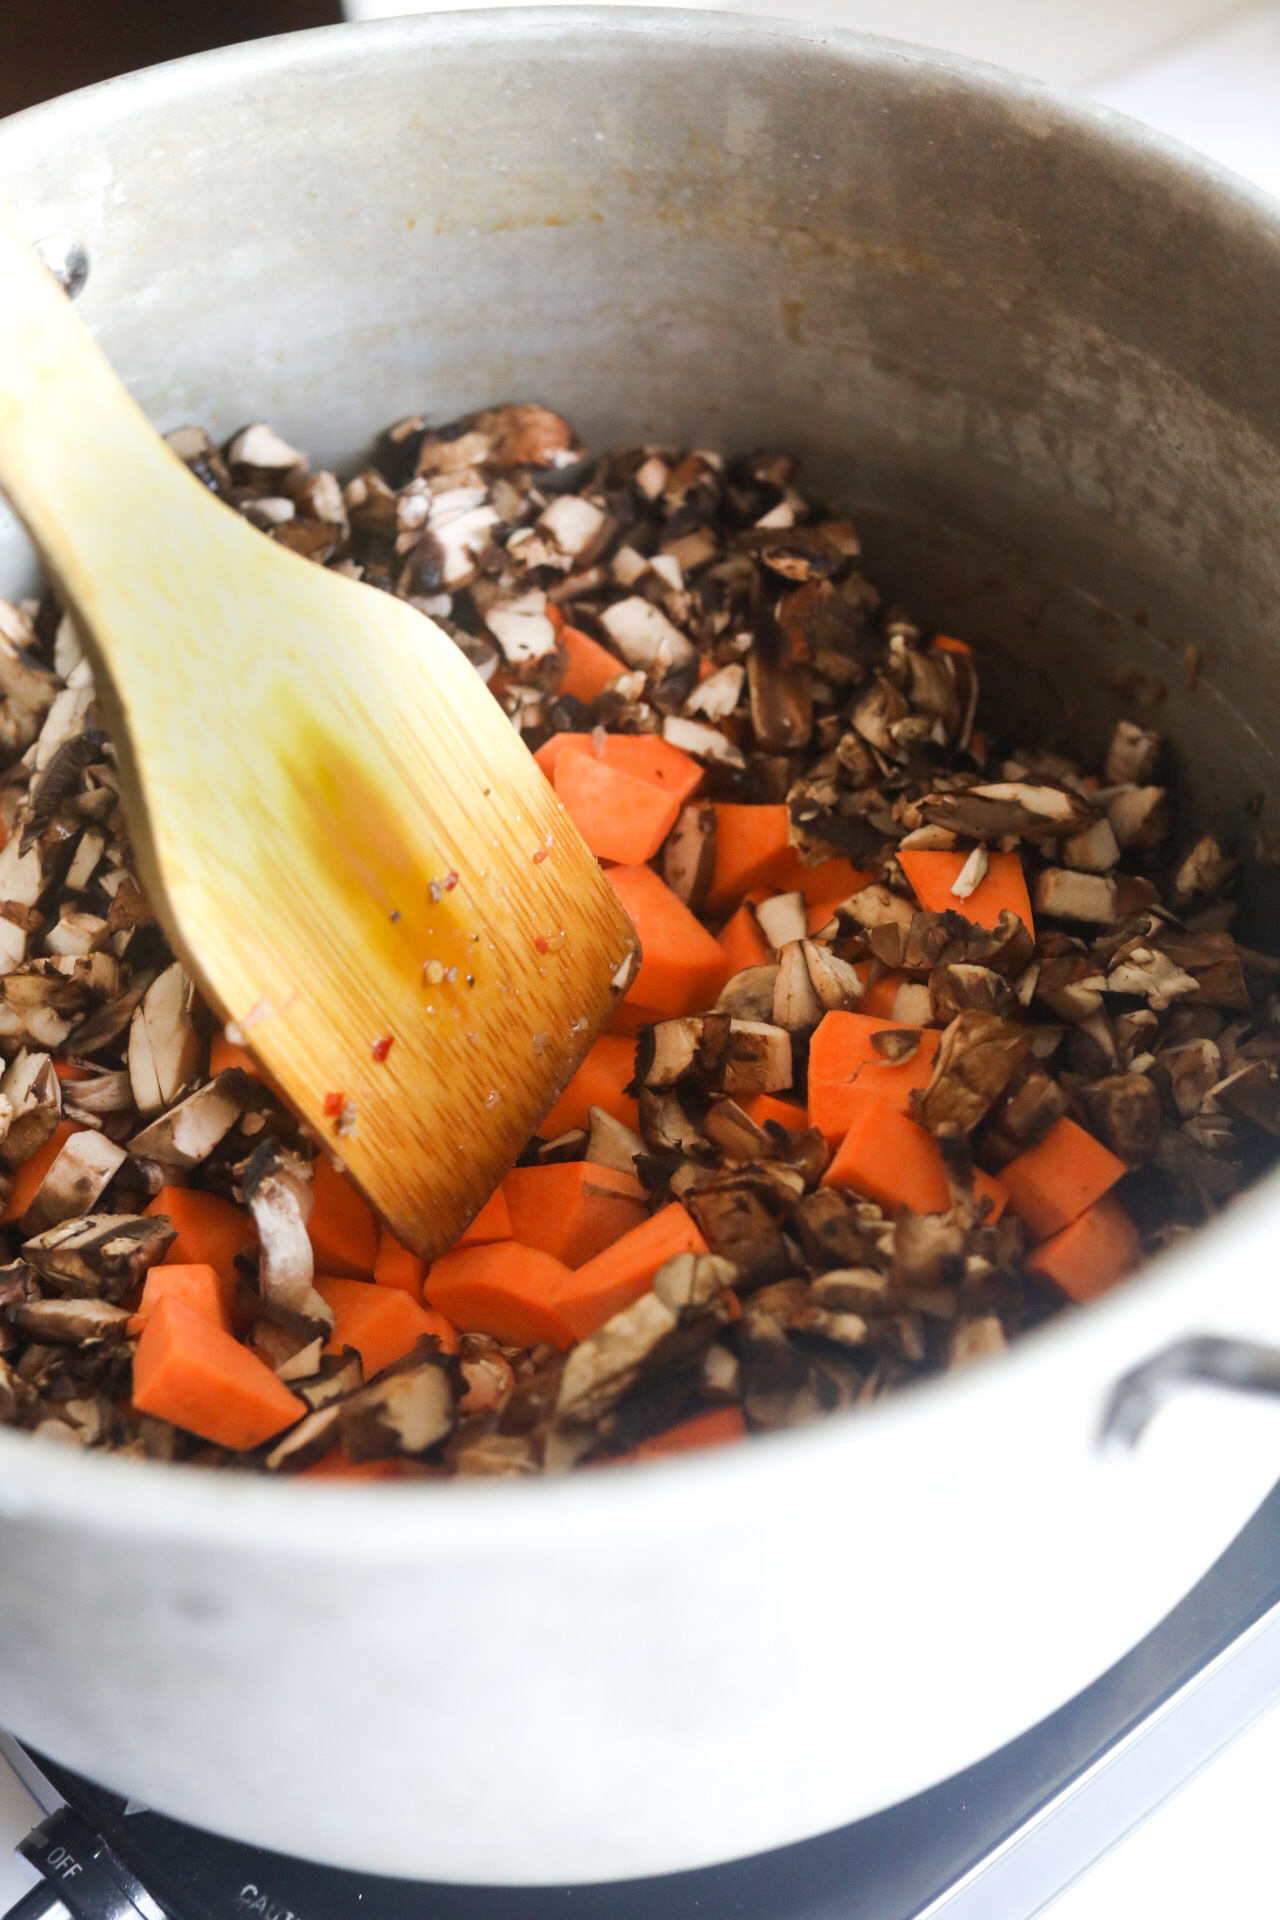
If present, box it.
[1102,1335,1280,1451]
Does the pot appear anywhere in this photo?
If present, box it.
[4,10,1280,1887]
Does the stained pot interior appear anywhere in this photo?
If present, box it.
[1,10,1279,939]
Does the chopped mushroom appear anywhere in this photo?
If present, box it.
[0,408,1275,1475]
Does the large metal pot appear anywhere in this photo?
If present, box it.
[4,10,1280,1887]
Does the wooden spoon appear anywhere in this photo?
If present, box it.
[0,207,639,1256]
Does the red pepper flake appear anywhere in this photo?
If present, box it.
[445,870,459,890]
[322,1091,345,1117]
[371,1034,395,1062]
[532,848,549,864]
[535,936,549,954]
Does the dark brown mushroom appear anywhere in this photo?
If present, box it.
[21,1212,176,1300]
[916,1012,1034,1136]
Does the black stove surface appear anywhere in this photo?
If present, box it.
[11,1481,1280,1920]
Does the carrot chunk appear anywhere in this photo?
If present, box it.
[558,626,625,703]
[316,1277,441,1377]
[808,1012,942,1138]
[0,1120,86,1225]
[861,967,906,1017]
[705,805,793,910]
[551,1203,709,1340]
[717,900,772,976]
[132,1296,305,1450]
[771,855,875,908]
[999,1116,1126,1242]
[740,1093,809,1131]
[821,1094,1007,1220]
[606,864,730,1017]
[424,1242,578,1348]
[1026,1194,1141,1302]
[455,1184,513,1247]
[930,633,973,657]
[144,1187,256,1293]
[51,1060,93,1084]
[373,1228,427,1302]
[308,1157,378,1279]
[539,1033,640,1137]
[128,1262,234,1339]
[536,731,703,804]
[554,749,682,865]
[620,1406,749,1462]
[503,1161,648,1268]
[897,848,1034,937]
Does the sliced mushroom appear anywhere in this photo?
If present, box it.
[298,1348,364,1412]
[917,1012,1033,1136]
[1062,817,1121,872]
[21,1213,176,1300]
[661,716,745,770]
[929,964,1016,1023]
[755,892,806,950]
[686,1185,790,1285]
[127,1068,257,1170]
[0,1049,61,1170]
[703,1099,777,1161]
[811,1267,891,1314]
[1163,1038,1223,1119]
[599,596,694,670]
[1104,720,1162,786]
[1032,869,1119,926]
[585,1105,644,1175]
[772,940,824,1032]
[128,962,201,1115]
[638,1088,713,1159]
[10,1297,133,1345]
[715,963,778,1022]
[749,1278,868,1348]
[556,1291,681,1427]
[840,884,916,932]
[652,1251,739,1312]
[19,1129,127,1236]
[339,1356,454,1462]
[685,662,744,721]
[1212,1062,1280,1135]
[1077,1074,1161,1161]
[921,782,1096,845]
[1105,946,1199,1012]
[1108,786,1171,851]
[793,1187,878,1269]
[801,940,864,1010]
[240,1141,333,1336]
[661,803,717,909]
[719,1021,794,1095]
[264,1404,341,1473]
[1172,835,1236,906]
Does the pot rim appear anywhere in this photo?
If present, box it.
[3,4,1279,1556]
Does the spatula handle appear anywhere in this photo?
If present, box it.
[0,198,192,644]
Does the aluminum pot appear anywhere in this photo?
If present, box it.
[4,10,1280,1887]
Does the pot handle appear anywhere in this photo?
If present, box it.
[1102,1334,1280,1451]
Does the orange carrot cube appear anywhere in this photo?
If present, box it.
[999,1116,1127,1242]
[503,1161,648,1268]
[551,1202,710,1340]
[606,864,730,1017]
[1026,1194,1141,1302]
[308,1158,378,1279]
[424,1241,578,1348]
[316,1277,441,1377]
[539,1033,640,1137]
[897,849,1034,937]
[554,749,682,865]
[132,1296,305,1450]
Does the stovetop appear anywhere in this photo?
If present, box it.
[4,1477,1280,1920]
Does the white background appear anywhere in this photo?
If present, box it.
[5,5,1280,1917]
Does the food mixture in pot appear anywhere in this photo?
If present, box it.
[0,402,1276,1477]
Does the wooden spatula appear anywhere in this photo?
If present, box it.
[0,206,639,1256]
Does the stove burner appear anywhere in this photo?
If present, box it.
[7,1482,1280,1920]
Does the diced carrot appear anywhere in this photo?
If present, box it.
[705,805,793,911]
[308,1157,378,1279]
[740,1092,809,1131]
[930,633,973,657]
[132,1296,305,1450]
[316,1276,441,1376]
[821,1094,1007,1220]
[502,1161,648,1269]
[423,1242,578,1348]
[606,864,730,1017]
[0,1120,86,1225]
[373,1227,428,1303]
[1026,1194,1141,1302]
[861,967,906,1017]
[897,849,1034,938]
[807,900,842,935]
[419,1308,461,1355]
[51,1060,93,1084]
[551,1202,709,1341]
[619,1406,749,1462]
[299,1452,420,1481]
[558,626,625,703]
[145,1187,256,1293]
[554,749,682,866]
[455,1184,513,1247]
[770,854,875,908]
[539,1033,640,1138]
[605,1000,665,1039]
[999,1116,1127,1243]
[536,731,703,805]
[717,899,772,976]
[128,1262,235,1339]
[808,1011,942,1132]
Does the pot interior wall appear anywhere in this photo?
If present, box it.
[2,11,1279,936]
